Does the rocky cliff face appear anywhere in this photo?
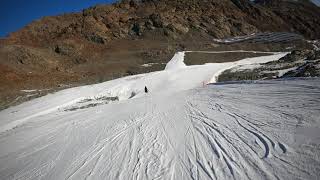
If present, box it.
[0,0,319,109]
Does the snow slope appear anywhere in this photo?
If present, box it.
[0,52,287,134]
[213,32,303,44]
[0,52,319,180]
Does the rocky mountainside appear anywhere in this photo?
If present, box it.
[0,0,319,109]
[5,0,320,45]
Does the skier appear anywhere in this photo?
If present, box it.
[144,86,148,93]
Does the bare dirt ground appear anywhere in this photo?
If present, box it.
[184,51,273,65]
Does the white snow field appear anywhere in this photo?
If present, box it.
[0,52,319,180]
[212,32,304,44]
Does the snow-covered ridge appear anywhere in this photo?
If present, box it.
[164,51,186,70]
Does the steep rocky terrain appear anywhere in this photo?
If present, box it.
[218,49,320,81]
[0,0,320,109]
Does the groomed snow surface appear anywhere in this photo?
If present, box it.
[0,52,319,180]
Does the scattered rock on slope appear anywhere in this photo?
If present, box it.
[218,49,320,82]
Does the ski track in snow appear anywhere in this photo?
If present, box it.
[0,51,319,180]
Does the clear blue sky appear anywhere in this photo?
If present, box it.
[0,0,116,37]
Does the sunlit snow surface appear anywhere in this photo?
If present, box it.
[0,52,319,180]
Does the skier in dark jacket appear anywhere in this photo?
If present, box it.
[144,86,148,93]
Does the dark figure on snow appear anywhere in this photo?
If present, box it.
[144,86,148,93]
